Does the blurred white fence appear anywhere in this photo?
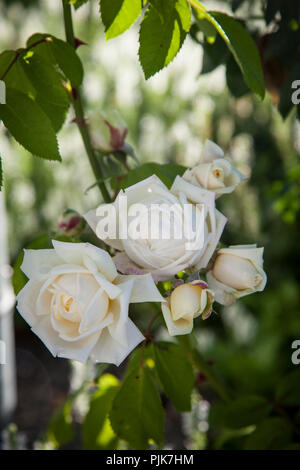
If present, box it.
[0,190,16,430]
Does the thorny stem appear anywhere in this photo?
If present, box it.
[62,0,111,203]
[144,311,161,339]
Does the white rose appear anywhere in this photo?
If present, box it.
[84,175,227,281]
[206,245,267,306]
[183,140,246,196]
[89,110,128,153]
[16,240,164,365]
[162,281,214,336]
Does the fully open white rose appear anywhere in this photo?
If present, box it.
[183,140,246,196]
[16,240,164,365]
[84,175,227,281]
[206,244,267,306]
[162,281,214,336]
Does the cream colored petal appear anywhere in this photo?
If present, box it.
[50,264,89,276]
[16,279,45,326]
[124,175,170,207]
[116,273,165,303]
[52,240,87,265]
[79,288,109,334]
[196,209,227,270]
[170,284,202,321]
[93,272,122,299]
[52,240,118,281]
[51,309,114,342]
[212,254,262,290]
[218,245,264,268]
[201,139,224,163]
[31,316,102,363]
[162,301,194,336]
[108,279,134,347]
[91,319,144,366]
[36,276,58,317]
[21,249,62,280]
[206,271,236,306]
[171,175,216,206]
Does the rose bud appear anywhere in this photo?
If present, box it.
[161,281,214,336]
[89,110,128,153]
[183,139,246,196]
[58,209,86,237]
[206,245,267,306]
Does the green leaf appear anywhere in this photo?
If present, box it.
[100,0,142,40]
[275,369,300,406]
[0,87,61,161]
[139,0,191,79]
[82,374,119,450]
[115,162,186,190]
[0,50,16,78]
[110,364,165,449]
[50,37,84,87]
[194,7,265,98]
[20,52,69,132]
[48,399,75,449]
[226,54,249,98]
[153,342,194,412]
[0,50,36,96]
[222,395,272,429]
[245,418,292,450]
[201,35,230,74]
[26,34,84,87]
[26,34,56,64]
[195,16,217,42]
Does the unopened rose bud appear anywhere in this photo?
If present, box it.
[162,281,214,336]
[89,110,128,153]
[183,140,246,196]
[206,245,267,306]
[58,209,86,237]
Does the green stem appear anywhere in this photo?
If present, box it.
[178,335,231,402]
[62,0,111,203]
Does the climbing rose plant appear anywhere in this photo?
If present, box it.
[8,0,300,452]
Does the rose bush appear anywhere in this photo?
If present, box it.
[183,139,246,196]
[84,175,227,281]
[16,240,163,365]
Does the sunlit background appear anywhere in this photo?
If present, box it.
[0,0,299,450]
